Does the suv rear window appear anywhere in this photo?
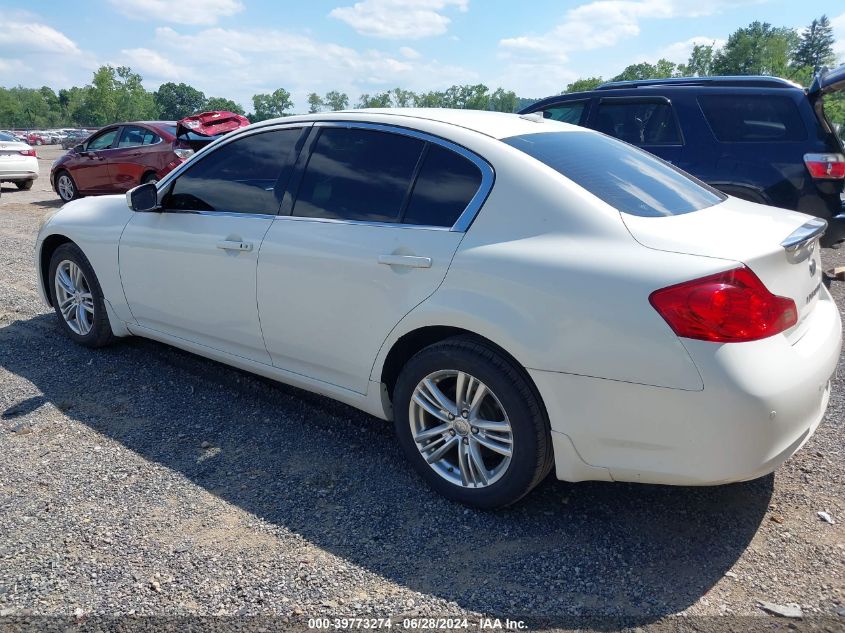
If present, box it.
[503,131,725,217]
[698,95,807,142]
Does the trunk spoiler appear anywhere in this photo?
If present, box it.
[808,64,845,100]
[780,217,827,253]
[175,111,250,139]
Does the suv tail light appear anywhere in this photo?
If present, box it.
[19,149,37,157]
[649,266,797,343]
[804,153,845,179]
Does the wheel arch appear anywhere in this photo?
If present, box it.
[39,234,75,307]
[378,325,548,422]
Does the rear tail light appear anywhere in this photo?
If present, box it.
[804,153,845,179]
[173,148,194,160]
[19,149,37,157]
[649,266,797,343]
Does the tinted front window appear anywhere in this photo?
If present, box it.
[117,126,159,148]
[595,101,681,145]
[503,131,724,217]
[87,129,118,150]
[165,129,300,214]
[541,101,587,125]
[698,95,807,142]
[293,128,423,223]
[403,145,482,227]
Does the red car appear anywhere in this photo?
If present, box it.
[51,111,249,202]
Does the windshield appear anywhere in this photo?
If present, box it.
[502,131,725,217]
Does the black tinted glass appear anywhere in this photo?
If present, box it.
[503,131,724,217]
[293,128,423,223]
[118,126,158,148]
[542,101,587,125]
[595,101,681,145]
[698,95,806,142]
[403,145,482,227]
[166,129,300,214]
[87,129,118,150]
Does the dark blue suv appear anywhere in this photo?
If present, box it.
[519,70,845,246]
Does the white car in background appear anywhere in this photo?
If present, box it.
[0,131,38,191]
[34,110,842,508]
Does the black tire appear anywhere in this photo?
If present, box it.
[15,180,33,191]
[141,172,159,185]
[55,170,80,202]
[48,243,114,348]
[393,336,553,509]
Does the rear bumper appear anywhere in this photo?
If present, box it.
[532,288,842,485]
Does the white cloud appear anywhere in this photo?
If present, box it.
[399,46,421,59]
[0,20,80,55]
[500,0,762,63]
[147,26,476,110]
[330,0,469,39]
[832,12,845,61]
[120,48,192,82]
[107,0,244,26]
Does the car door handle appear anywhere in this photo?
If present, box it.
[217,240,253,252]
[378,254,432,268]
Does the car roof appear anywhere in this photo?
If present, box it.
[253,109,575,140]
[595,75,803,90]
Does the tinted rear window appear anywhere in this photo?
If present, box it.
[403,144,482,227]
[502,131,724,217]
[698,95,807,142]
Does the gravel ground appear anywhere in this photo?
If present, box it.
[0,147,843,631]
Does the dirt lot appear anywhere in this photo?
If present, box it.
[0,147,844,630]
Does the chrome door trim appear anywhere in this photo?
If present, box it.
[272,214,451,231]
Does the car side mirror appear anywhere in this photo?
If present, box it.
[126,183,160,212]
[73,144,85,154]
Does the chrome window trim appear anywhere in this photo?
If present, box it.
[297,121,494,232]
[273,214,451,231]
[154,122,315,192]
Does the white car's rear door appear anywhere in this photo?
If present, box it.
[119,126,306,362]
[257,123,491,394]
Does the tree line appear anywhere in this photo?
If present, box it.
[0,15,842,129]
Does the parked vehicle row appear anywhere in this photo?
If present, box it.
[35,109,841,507]
[51,111,249,202]
[519,69,845,245]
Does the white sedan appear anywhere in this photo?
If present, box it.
[0,131,39,190]
[35,110,842,508]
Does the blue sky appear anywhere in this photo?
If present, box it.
[2,0,844,112]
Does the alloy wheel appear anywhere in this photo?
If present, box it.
[409,369,513,488]
[57,174,74,201]
[54,260,94,335]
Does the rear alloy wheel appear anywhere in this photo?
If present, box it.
[15,180,33,191]
[49,243,113,348]
[56,171,78,202]
[394,336,553,509]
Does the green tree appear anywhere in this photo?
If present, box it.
[712,22,798,76]
[414,90,446,107]
[390,87,416,108]
[79,66,156,126]
[356,92,392,108]
[204,97,245,115]
[443,84,489,109]
[488,87,519,112]
[679,44,715,77]
[323,91,349,111]
[307,92,324,113]
[251,88,293,121]
[793,15,836,74]
[565,77,604,93]
[611,59,677,82]
[155,82,206,119]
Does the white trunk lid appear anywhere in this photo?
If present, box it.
[622,198,825,332]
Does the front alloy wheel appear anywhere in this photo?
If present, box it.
[410,370,513,488]
[54,260,95,335]
[56,172,77,202]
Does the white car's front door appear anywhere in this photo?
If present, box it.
[119,126,306,362]
[257,123,491,394]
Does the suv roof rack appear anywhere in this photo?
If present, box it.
[595,76,801,90]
